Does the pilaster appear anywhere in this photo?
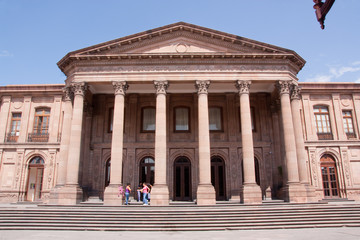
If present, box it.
[0,96,11,143]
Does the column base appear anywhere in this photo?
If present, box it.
[304,183,318,202]
[196,184,216,205]
[284,183,308,203]
[103,184,123,206]
[241,183,262,204]
[150,184,169,206]
[48,185,83,205]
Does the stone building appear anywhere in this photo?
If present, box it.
[0,22,359,205]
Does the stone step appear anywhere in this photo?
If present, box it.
[1,203,360,231]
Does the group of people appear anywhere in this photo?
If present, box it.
[118,182,152,206]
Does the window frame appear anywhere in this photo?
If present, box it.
[342,110,356,139]
[33,108,51,134]
[313,105,333,140]
[209,106,223,132]
[141,107,156,133]
[174,106,190,133]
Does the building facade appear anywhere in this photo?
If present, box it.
[0,23,360,205]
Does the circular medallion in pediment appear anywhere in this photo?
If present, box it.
[175,43,188,53]
[341,97,351,107]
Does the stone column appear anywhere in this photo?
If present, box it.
[151,81,170,206]
[236,80,262,203]
[49,87,73,203]
[195,80,216,205]
[0,96,11,143]
[290,84,316,201]
[104,81,128,205]
[277,81,306,203]
[60,82,87,204]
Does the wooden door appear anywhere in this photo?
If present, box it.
[211,157,226,201]
[174,157,191,201]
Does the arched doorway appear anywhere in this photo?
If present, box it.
[211,156,226,200]
[26,156,44,202]
[174,157,192,201]
[321,154,340,198]
[139,157,155,185]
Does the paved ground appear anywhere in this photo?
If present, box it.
[1,228,360,240]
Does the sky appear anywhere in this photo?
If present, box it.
[1,0,360,86]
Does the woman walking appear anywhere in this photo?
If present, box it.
[125,183,131,205]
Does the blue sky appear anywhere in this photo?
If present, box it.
[1,0,359,86]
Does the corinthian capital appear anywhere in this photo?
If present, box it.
[112,81,128,96]
[62,86,73,102]
[291,84,301,100]
[195,80,210,95]
[71,82,88,96]
[154,81,169,95]
[276,80,291,95]
[235,80,251,94]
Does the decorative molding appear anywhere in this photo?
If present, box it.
[276,80,291,95]
[112,81,129,96]
[235,80,251,94]
[71,82,88,96]
[195,80,210,95]
[154,81,169,95]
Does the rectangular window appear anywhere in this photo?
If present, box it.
[343,111,356,138]
[142,107,155,132]
[314,106,333,140]
[175,107,189,131]
[7,113,21,142]
[209,107,222,131]
[29,108,50,142]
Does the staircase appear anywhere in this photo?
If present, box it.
[1,202,360,231]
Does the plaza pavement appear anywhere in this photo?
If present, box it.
[1,228,360,240]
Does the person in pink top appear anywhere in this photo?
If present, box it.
[141,183,149,205]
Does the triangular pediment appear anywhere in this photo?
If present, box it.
[69,22,292,56]
[58,22,305,71]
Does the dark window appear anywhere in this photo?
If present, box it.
[175,107,190,132]
[209,107,222,131]
[142,107,156,132]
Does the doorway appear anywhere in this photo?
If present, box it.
[211,156,226,200]
[26,156,44,202]
[320,154,340,198]
[174,157,192,201]
[139,157,155,185]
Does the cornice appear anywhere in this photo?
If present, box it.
[0,84,65,94]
